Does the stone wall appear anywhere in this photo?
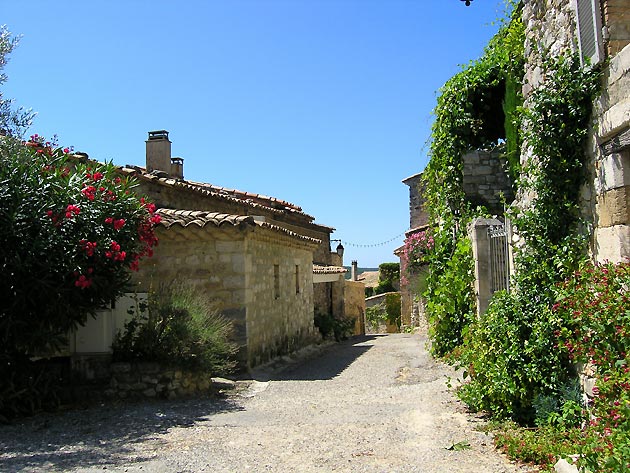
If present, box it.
[245,230,319,367]
[402,173,428,229]
[107,362,213,400]
[462,149,514,215]
[134,222,320,369]
[522,1,630,264]
[134,224,249,352]
[592,44,630,263]
[604,0,630,56]
[343,280,366,336]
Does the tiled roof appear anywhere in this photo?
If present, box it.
[158,209,254,229]
[120,165,312,218]
[313,264,348,275]
[157,209,321,245]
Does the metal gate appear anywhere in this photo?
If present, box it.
[487,220,511,293]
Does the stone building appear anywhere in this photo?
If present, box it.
[70,130,362,372]
[520,0,630,264]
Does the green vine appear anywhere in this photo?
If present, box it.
[423,5,524,357]
[458,52,601,424]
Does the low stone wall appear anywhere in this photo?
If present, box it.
[107,362,213,400]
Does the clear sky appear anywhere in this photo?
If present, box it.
[3,0,505,267]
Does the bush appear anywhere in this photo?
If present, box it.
[112,284,238,375]
[366,293,401,332]
[0,136,159,356]
[555,261,630,472]
[314,310,355,341]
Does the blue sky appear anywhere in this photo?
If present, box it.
[3,0,506,267]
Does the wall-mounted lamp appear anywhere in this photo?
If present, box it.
[331,239,344,258]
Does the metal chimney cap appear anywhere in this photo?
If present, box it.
[148,130,169,140]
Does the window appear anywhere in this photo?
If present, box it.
[295,265,300,294]
[274,264,280,299]
[574,0,605,66]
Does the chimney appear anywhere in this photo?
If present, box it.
[146,130,171,174]
[170,157,184,179]
[351,260,358,281]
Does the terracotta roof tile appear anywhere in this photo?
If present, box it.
[120,166,310,218]
[157,209,254,229]
[157,209,321,245]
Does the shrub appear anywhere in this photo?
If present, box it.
[112,283,238,375]
[555,261,630,472]
[0,136,159,356]
[314,310,356,341]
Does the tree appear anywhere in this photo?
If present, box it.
[0,26,34,136]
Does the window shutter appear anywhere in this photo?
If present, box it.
[574,0,605,66]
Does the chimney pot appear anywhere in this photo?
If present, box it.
[170,157,184,180]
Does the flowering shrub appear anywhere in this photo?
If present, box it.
[555,261,630,472]
[400,230,433,286]
[0,135,159,356]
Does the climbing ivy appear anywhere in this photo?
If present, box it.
[457,53,601,424]
[423,5,524,356]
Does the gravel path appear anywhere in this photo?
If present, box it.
[0,333,536,472]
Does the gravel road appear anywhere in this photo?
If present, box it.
[0,333,536,472]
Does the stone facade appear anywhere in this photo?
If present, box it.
[522,0,630,264]
[462,149,514,215]
[343,280,366,335]
[401,173,428,230]
[134,210,320,369]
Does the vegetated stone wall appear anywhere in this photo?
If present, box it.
[522,0,630,405]
[522,0,630,265]
[462,149,514,215]
[107,362,213,400]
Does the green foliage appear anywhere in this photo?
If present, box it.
[457,52,600,425]
[555,261,630,472]
[364,286,374,298]
[112,284,238,375]
[365,293,401,332]
[366,303,387,332]
[422,10,524,357]
[0,137,158,357]
[373,262,399,295]
[426,232,475,357]
[493,421,585,472]
[378,262,400,282]
[314,310,355,342]
[0,356,65,422]
[0,26,34,136]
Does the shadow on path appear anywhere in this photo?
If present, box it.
[250,334,386,382]
[0,396,242,472]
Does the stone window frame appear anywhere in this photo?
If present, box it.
[295,264,300,295]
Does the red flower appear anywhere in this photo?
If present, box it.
[104,217,113,224]
[74,274,92,289]
[113,218,125,230]
[65,204,80,218]
[81,186,97,201]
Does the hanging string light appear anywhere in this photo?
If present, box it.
[338,231,407,248]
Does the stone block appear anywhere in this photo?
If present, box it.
[596,185,630,226]
[597,152,630,193]
[142,388,157,397]
[595,224,630,263]
[110,362,131,374]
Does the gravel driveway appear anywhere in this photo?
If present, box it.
[0,333,536,472]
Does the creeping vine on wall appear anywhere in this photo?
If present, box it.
[423,5,524,357]
[457,53,601,424]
